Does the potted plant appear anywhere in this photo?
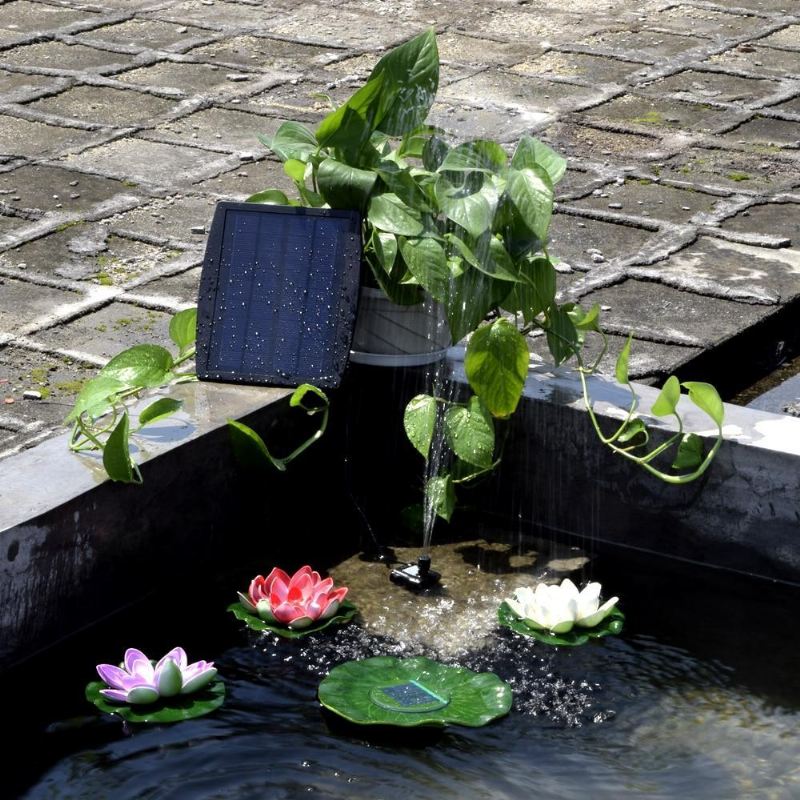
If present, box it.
[249,30,725,520]
[64,32,724,502]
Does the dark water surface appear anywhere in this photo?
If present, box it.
[9,552,799,799]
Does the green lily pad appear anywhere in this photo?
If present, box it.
[85,679,225,724]
[318,656,512,728]
[498,602,625,646]
[227,600,358,638]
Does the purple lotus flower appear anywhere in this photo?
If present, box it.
[96,647,217,705]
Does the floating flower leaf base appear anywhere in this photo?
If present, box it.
[227,599,358,638]
[318,656,512,728]
[498,602,625,646]
[85,679,225,724]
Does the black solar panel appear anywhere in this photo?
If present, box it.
[196,202,362,388]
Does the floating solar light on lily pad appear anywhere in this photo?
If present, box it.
[498,579,624,646]
[318,656,512,728]
[196,202,362,388]
[86,647,225,724]
[228,566,357,639]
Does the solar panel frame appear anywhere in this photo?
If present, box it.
[196,202,362,388]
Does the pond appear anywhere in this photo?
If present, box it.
[8,538,799,799]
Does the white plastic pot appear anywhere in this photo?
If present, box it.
[349,287,451,367]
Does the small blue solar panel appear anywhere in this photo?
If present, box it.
[381,682,441,707]
[196,202,362,388]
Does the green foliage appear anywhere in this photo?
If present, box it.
[67,308,198,484]
[249,30,726,525]
[227,384,330,473]
[465,318,529,419]
[403,394,437,458]
[426,473,456,522]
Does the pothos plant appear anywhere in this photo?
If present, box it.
[250,29,725,523]
[66,307,329,483]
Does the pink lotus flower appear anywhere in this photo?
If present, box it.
[237,566,348,629]
[96,647,217,705]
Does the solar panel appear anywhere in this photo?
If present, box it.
[196,202,362,388]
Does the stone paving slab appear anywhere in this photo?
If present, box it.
[34,301,173,361]
[0,225,184,286]
[2,0,800,457]
[74,19,212,51]
[572,179,723,224]
[0,115,101,158]
[27,85,180,126]
[0,164,139,216]
[0,41,137,74]
[59,136,237,185]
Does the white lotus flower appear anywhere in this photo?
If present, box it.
[507,579,618,633]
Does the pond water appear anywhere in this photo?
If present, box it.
[9,541,799,799]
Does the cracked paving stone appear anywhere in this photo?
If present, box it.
[192,160,294,199]
[476,9,606,45]
[658,146,800,192]
[640,237,800,305]
[0,214,26,236]
[511,51,649,84]
[0,115,99,159]
[756,25,800,50]
[587,94,735,133]
[0,165,137,215]
[554,167,605,200]
[75,19,209,50]
[146,0,301,30]
[133,266,201,306]
[542,122,670,163]
[580,331,701,381]
[577,30,706,60]
[0,41,135,73]
[0,344,96,425]
[152,107,278,153]
[548,214,653,270]
[0,225,184,285]
[187,36,336,70]
[653,6,774,38]
[26,86,179,127]
[727,116,800,148]
[767,96,800,115]
[258,6,421,48]
[722,202,800,244]
[61,138,234,185]
[640,70,781,104]
[0,69,62,99]
[0,1,100,32]
[107,194,219,242]
[441,70,602,114]
[115,60,264,96]
[427,101,545,144]
[572,178,722,223]
[436,33,537,68]
[706,45,800,80]
[35,302,173,362]
[237,76,337,118]
[0,278,80,333]
[580,278,768,348]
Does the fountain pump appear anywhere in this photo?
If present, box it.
[390,554,441,590]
